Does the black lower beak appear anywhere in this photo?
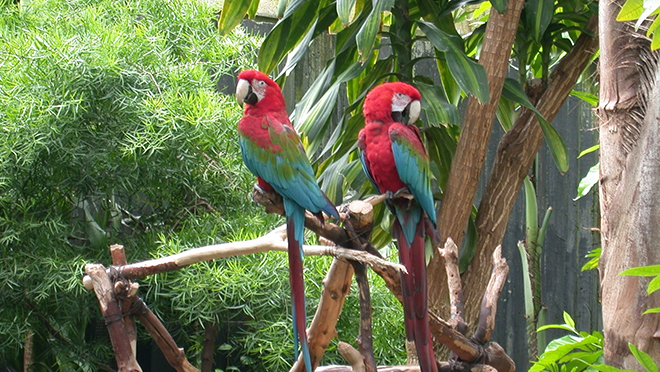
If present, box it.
[392,104,410,124]
[245,86,258,105]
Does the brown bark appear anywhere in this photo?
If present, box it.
[201,321,217,372]
[428,0,525,316]
[85,264,142,372]
[598,0,660,365]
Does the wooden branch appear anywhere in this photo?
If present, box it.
[110,244,138,356]
[201,321,218,372]
[337,342,365,372]
[315,363,497,371]
[473,246,509,344]
[82,230,404,289]
[291,258,354,372]
[352,261,377,372]
[438,238,467,334]
[85,264,142,372]
[132,298,199,372]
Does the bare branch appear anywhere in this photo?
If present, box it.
[473,246,509,344]
[438,238,467,334]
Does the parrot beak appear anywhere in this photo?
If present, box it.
[236,79,259,107]
[407,100,421,124]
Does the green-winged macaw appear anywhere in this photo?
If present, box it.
[235,69,339,372]
[358,82,438,372]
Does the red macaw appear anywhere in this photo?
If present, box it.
[235,70,339,372]
[358,82,438,372]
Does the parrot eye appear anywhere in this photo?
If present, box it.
[258,80,267,87]
[396,93,404,98]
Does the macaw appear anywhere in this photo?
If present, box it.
[235,69,339,372]
[358,82,438,372]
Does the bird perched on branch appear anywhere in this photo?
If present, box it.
[235,69,339,372]
[358,82,438,372]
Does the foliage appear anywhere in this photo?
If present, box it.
[617,0,660,50]
[0,0,409,370]
[531,312,658,372]
[620,265,660,314]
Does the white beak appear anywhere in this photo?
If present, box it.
[408,100,421,124]
[236,79,250,107]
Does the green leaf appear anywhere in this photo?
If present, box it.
[258,0,319,74]
[620,265,660,276]
[526,0,555,43]
[491,0,507,13]
[276,19,317,80]
[418,21,489,103]
[496,96,516,131]
[617,0,644,21]
[652,27,660,50]
[563,311,576,329]
[218,0,255,35]
[415,82,460,126]
[648,275,660,294]
[634,0,660,29]
[578,144,599,158]
[356,0,392,63]
[337,0,357,26]
[629,343,659,372]
[571,90,599,107]
[581,248,601,271]
[575,163,598,200]
[642,307,660,314]
[502,78,569,173]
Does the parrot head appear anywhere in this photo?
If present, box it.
[363,82,422,125]
[236,70,285,111]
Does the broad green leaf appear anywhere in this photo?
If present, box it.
[418,21,489,103]
[617,0,644,21]
[276,19,317,80]
[578,144,599,158]
[575,163,598,200]
[620,265,660,276]
[634,0,660,29]
[643,307,660,314]
[278,0,288,17]
[258,0,319,74]
[589,364,637,372]
[571,90,599,107]
[537,324,578,333]
[652,28,660,50]
[491,0,507,13]
[337,0,357,26]
[415,82,460,126]
[648,275,660,294]
[356,0,393,63]
[496,96,516,131]
[217,0,255,35]
[647,11,660,35]
[628,343,659,372]
[247,0,260,18]
[526,0,555,43]
[502,78,569,173]
[518,241,535,321]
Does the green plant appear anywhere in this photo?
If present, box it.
[531,312,659,372]
[620,265,660,314]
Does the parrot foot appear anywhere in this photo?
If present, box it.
[386,187,413,201]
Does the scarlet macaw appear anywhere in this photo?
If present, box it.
[236,70,339,372]
[358,82,438,372]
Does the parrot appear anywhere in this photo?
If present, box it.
[235,69,339,372]
[357,82,438,372]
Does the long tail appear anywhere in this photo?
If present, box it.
[394,219,438,372]
[285,200,313,372]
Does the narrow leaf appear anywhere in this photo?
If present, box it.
[652,28,660,50]
[575,163,598,200]
[526,0,554,42]
[647,275,660,294]
[418,21,489,103]
[355,1,384,63]
[491,0,507,13]
[217,0,254,35]
[562,311,576,329]
[578,144,599,158]
[628,343,659,372]
[570,90,599,107]
[620,265,660,276]
[642,307,660,314]
[634,0,660,29]
[502,78,569,173]
[415,82,460,125]
[337,0,357,26]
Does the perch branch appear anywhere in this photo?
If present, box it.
[132,297,199,372]
[85,264,141,372]
[110,244,138,356]
[352,261,377,372]
[337,342,365,372]
[82,230,404,289]
[438,238,467,335]
[473,245,509,344]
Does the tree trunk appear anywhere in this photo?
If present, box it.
[598,0,660,365]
